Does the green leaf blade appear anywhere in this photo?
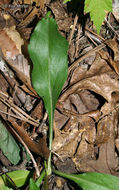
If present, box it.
[28,17,68,150]
[29,179,39,190]
[53,170,119,190]
[28,17,68,175]
[0,120,20,165]
[29,17,68,116]
[1,185,13,190]
[84,0,112,33]
[0,170,30,188]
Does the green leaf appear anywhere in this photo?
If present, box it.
[0,170,30,188]
[29,179,39,190]
[28,17,68,174]
[84,0,112,33]
[28,17,68,136]
[36,169,46,186]
[0,119,20,165]
[1,185,13,190]
[63,0,71,3]
[53,170,119,190]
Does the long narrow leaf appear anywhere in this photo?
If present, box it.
[53,170,119,190]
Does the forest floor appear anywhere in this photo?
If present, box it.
[0,0,119,189]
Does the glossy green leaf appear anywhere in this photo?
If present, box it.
[84,0,112,33]
[29,179,39,190]
[28,17,68,174]
[0,170,30,188]
[0,119,20,165]
[28,17,68,141]
[53,170,119,190]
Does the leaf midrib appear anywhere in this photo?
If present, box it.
[47,19,53,151]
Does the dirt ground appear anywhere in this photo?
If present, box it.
[0,0,119,189]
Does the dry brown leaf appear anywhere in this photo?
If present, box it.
[0,26,36,95]
[54,109,69,129]
[113,0,119,21]
[105,39,119,75]
[54,157,77,173]
[52,121,79,154]
[60,71,119,103]
[50,0,72,32]
[73,136,119,175]
[18,7,39,28]
[96,111,118,145]
[0,26,24,59]
[53,116,96,159]
[0,0,10,5]
[88,137,118,175]
[10,120,50,159]
[0,75,10,120]
[8,54,30,83]
[76,133,95,159]
[6,54,37,96]
[24,0,45,8]
[69,90,99,114]
[70,53,112,84]
[73,109,119,175]
[56,135,79,158]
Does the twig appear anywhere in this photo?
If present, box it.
[85,27,105,41]
[69,14,78,45]
[75,24,81,57]
[86,32,99,46]
[0,91,39,126]
[105,16,119,37]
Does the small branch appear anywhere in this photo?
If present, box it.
[69,14,78,45]
[105,16,119,37]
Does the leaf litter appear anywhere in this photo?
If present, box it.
[0,0,119,189]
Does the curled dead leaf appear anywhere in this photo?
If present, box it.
[60,71,119,103]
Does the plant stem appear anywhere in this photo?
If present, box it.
[47,152,52,175]
[47,111,53,176]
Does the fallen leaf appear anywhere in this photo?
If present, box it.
[10,121,50,160]
[60,71,119,103]
[0,26,24,60]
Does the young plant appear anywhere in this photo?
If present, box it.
[64,0,113,33]
[28,14,119,190]
[84,0,112,33]
[28,15,68,175]
[1,13,119,190]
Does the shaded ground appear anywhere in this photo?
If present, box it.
[0,0,119,189]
